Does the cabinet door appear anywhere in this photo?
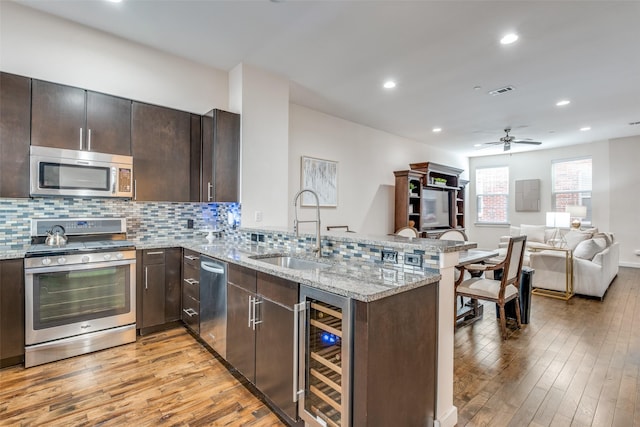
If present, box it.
[189,114,202,202]
[141,263,166,329]
[164,248,182,322]
[201,109,240,202]
[0,72,31,198]
[132,102,191,201]
[0,259,25,367]
[31,80,86,150]
[86,91,131,155]
[255,298,296,420]
[226,283,256,383]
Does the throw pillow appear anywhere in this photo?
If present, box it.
[573,239,603,260]
[520,224,546,243]
[564,229,592,250]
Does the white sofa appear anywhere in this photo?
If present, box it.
[496,225,619,299]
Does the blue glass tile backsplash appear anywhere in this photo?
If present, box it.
[0,198,241,247]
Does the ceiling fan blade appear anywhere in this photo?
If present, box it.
[482,141,502,145]
[513,140,542,145]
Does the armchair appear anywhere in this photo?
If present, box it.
[456,235,527,339]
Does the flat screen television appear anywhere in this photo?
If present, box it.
[420,188,451,230]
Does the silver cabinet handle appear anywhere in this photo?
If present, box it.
[146,251,164,255]
[252,298,263,329]
[111,167,116,194]
[183,278,199,286]
[248,296,254,328]
[293,301,306,402]
[201,262,225,274]
[133,179,137,201]
[144,266,148,289]
[183,308,197,317]
[207,182,213,201]
[184,255,199,261]
[79,127,83,150]
[87,128,92,151]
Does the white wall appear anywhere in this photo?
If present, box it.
[609,135,640,268]
[0,1,227,114]
[468,139,639,267]
[232,64,290,228]
[288,104,467,235]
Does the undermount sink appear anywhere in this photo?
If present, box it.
[253,255,330,270]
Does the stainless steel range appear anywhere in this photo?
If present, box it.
[24,218,136,368]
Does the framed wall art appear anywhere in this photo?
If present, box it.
[300,156,338,207]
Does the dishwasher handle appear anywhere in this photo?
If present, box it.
[201,261,225,275]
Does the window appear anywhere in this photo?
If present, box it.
[476,166,509,224]
[552,157,592,223]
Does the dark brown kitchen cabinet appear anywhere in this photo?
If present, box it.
[0,72,31,198]
[0,258,25,368]
[132,102,191,202]
[199,109,240,202]
[136,248,181,335]
[225,264,298,423]
[31,79,131,155]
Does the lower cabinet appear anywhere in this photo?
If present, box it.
[0,258,25,367]
[226,264,298,423]
[136,248,181,334]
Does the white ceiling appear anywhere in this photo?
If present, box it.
[15,0,640,157]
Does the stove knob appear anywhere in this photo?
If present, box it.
[82,255,91,263]
[116,252,124,260]
[42,258,51,266]
[103,254,112,261]
[57,257,66,265]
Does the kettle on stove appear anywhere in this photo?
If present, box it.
[45,225,68,246]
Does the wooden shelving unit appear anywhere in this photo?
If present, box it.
[394,162,466,233]
[393,170,425,232]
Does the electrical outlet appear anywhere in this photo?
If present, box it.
[258,234,265,242]
[250,233,258,242]
[381,250,398,264]
[405,253,423,267]
[254,211,263,222]
[187,219,194,229]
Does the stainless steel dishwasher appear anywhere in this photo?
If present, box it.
[199,256,228,358]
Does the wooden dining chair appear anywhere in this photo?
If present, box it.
[455,235,527,340]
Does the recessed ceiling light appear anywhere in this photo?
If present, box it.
[474,143,483,147]
[556,100,571,106]
[106,0,123,3]
[383,80,396,89]
[432,127,442,133]
[580,126,591,131]
[500,33,519,45]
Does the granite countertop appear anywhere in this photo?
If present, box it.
[0,231,476,302]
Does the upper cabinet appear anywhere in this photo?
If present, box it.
[131,102,191,202]
[199,109,240,202]
[0,72,31,198]
[31,80,131,156]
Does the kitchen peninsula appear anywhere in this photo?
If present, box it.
[1,228,473,427]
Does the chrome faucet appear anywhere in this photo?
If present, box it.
[293,189,322,258]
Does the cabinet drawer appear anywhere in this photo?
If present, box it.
[183,276,200,303]
[257,272,298,308]
[143,249,166,265]
[228,263,257,293]
[183,249,200,269]
[183,262,199,282]
[182,296,200,333]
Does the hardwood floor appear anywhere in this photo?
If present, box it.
[0,328,285,426]
[1,267,637,426]
[455,267,640,427]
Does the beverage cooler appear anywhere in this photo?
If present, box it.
[295,285,352,427]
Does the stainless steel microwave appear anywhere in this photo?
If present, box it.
[30,146,133,198]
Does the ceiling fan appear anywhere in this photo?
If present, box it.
[483,128,542,151]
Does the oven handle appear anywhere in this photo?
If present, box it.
[25,258,136,274]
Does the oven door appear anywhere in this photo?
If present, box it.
[25,258,136,345]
